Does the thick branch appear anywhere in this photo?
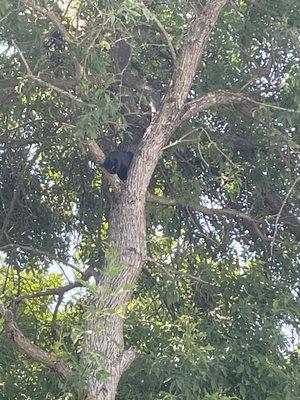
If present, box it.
[0,300,74,382]
[130,0,230,193]
[168,0,230,109]
[85,138,121,189]
[181,91,251,121]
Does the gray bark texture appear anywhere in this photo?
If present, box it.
[83,1,230,399]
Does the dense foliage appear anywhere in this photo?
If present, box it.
[0,0,299,399]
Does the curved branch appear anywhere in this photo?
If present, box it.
[146,193,278,242]
[181,91,251,121]
[0,300,74,382]
[149,12,176,62]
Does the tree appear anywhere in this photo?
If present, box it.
[0,0,299,399]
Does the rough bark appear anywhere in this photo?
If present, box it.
[83,1,230,399]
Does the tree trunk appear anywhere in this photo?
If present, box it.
[84,191,146,399]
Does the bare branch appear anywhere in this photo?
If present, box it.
[147,258,209,284]
[146,193,278,242]
[11,40,31,74]
[181,89,299,124]
[181,91,251,121]
[0,244,83,275]
[0,77,79,90]
[168,0,230,109]
[0,300,74,382]
[85,138,106,164]
[85,139,122,189]
[27,74,85,104]
[130,0,230,193]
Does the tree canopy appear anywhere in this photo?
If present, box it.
[0,0,299,399]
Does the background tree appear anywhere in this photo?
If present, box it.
[0,0,299,399]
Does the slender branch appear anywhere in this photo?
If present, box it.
[147,258,209,284]
[20,0,74,43]
[147,10,176,62]
[0,77,79,90]
[28,74,85,104]
[247,98,300,114]
[12,41,85,104]
[0,300,74,382]
[13,270,93,302]
[182,90,299,122]
[0,74,160,110]
[146,193,278,242]
[0,244,83,275]
[272,176,300,244]
[181,91,251,121]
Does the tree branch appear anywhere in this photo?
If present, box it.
[168,0,230,109]
[130,0,230,193]
[12,40,85,104]
[11,267,95,302]
[20,0,74,43]
[85,139,122,189]
[0,244,83,275]
[147,10,176,62]
[181,90,251,121]
[0,300,74,382]
[146,193,279,242]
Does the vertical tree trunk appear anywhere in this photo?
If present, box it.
[84,191,146,399]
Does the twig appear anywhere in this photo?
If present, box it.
[203,128,237,168]
[271,176,300,247]
[163,128,201,150]
[12,40,31,74]
[12,267,94,302]
[247,98,300,114]
[0,244,83,275]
